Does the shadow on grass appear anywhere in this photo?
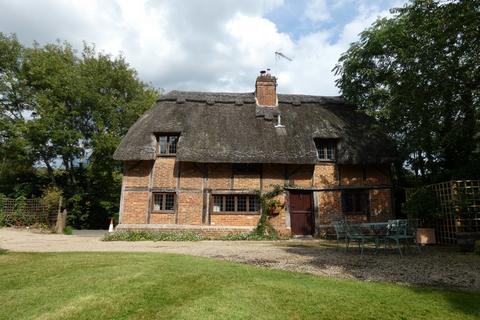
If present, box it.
[277,241,480,318]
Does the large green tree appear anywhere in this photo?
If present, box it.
[0,33,159,227]
[334,0,480,184]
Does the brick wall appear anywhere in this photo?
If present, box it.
[120,159,393,234]
[177,192,203,225]
[210,214,260,226]
[124,161,153,188]
[180,162,203,189]
[122,191,148,224]
[313,163,337,188]
[153,157,176,188]
[150,213,176,224]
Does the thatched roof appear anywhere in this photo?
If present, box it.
[113,91,395,164]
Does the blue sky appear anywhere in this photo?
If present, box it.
[0,0,404,95]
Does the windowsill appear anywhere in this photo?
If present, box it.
[157,154,177,157]
[152,211,175,214]
[211,211,260,215]
[317,159,336,163]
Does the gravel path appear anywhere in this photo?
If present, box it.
[1,228,479,289]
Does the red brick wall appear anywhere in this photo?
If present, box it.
[208,164,231,189]
[210,214,260,226]
[153,158,176,188]
[313,163,337,188]
[180,162,203,189]
[150,213,176,224]
[124,161,153,188]
[177,192,203,225]
[121,191,148,224]
[288,165,313,187]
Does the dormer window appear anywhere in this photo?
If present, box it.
[314,139,336,161]
[157,134,179,155]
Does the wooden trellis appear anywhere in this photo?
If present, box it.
[0,196,59,227]
[429,180,480,244]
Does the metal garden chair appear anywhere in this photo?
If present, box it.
[344,222,379,255]
[384,219,421,256]
[332,220,348,251]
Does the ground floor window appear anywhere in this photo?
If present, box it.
[342,189,369,215]
[153,192,175,212]
[213,195,259,213]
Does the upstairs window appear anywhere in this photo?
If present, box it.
[314,139,336,161]
[213,195,259,213]
[342,190,369,215]
[158,134,179,155]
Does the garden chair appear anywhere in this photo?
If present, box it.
[332,220,348,251]
[384,219,421,256]
[344,222,378,255]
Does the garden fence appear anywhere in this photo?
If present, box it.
[0,196,60,227]
[429,180,480,244]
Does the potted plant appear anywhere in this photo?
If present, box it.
[403,187,441,245]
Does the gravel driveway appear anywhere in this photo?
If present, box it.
[1,228,479,289]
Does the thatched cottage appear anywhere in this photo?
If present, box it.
[113,71,395,235]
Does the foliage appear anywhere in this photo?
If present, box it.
[254,185,284,237]
[10,196,35,226]
[0,194,4,226]
[0,33,159,228]
[41,186,62,211]
[0,248,7,255]
[103,230,205,242]
[216,232,290,241]
[103,230,291,241]
[334,0,480,184]
[403,187,441,225]
[1,252,479,319]
[63,225,74,235]
[474,240,480,256]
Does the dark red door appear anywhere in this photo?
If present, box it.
[289,191,314,235]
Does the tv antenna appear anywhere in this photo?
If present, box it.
[275,51,293,62]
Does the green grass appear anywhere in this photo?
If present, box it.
[0,252,478,320]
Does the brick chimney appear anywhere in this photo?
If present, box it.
[255,69,277,107]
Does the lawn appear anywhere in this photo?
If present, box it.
[0,252,478,320]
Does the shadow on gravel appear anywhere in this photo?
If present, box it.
[278,241,480,289]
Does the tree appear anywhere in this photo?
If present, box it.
[0,33,159,227]
[334,0,480,184]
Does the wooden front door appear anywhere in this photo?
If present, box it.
[289,191,314,235]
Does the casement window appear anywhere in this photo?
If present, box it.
[153,192,175,212]
[314,139,336,161]
[342,190,369,215]
[157,134,179,155]
[213,195,259,213]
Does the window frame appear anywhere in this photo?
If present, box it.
[212,194,260,214]
[152,192,176,213]
[156,134,180,156]
[341,189,370,215]
[314,138,337,162]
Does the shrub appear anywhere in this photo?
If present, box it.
[103,230,291,242]
[103,231,205,242]
[0,248,7,255]
[403,187,441,226]
[474,240,480,256]
[63,226,74,235]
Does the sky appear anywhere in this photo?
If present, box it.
[0,0,404,95]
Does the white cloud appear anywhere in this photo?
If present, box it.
[304,0,331,23]
[0,0,398,96]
